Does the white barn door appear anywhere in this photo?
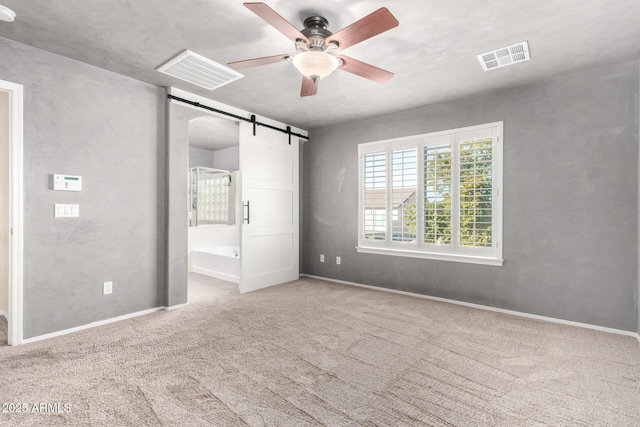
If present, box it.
[239,122,299,293]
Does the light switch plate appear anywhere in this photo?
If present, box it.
[54,204,80,218]
[103,281,113,295]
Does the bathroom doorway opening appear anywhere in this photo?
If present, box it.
[187,115,241,297]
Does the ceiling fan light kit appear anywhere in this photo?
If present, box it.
[292,51,340,83]
[228,2,399,96]
[0,4,16,22]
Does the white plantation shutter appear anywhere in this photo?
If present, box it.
[363,151,386,241]
[424,143,453,246]
[391,148,417,243]
[459,136,493,248]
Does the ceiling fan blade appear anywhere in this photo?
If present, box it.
[300,76,318,97]
[327,8,399,50]
[338,55,394,83]
[227,53,291,70]
[244,2,309,43]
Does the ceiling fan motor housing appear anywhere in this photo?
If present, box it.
[299,16,335,51]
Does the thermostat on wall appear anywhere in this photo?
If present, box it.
[52,174,82,191]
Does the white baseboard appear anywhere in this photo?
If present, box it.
[21,303,188,345]
[165,302,189,311]
[192,266,240,284]
[301,274,640,341]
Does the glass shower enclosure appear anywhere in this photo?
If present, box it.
[189,167,236,227]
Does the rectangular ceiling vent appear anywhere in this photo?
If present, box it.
[478,41,530,71]
[157,50,243,90]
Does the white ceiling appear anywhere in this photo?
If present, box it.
[0,1,639,129]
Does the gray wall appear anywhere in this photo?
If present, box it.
[165,100,194,308]
[212,146,239,171]
[303,58,640,332]
[189,146,239,171]
[189,146,215,169]
[0,37,166,338]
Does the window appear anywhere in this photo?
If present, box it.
[357,122,503,266]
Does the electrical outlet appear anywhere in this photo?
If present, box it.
[320,254,325,263]
[103,281,113,295]
[336,256,341,265]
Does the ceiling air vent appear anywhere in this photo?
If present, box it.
[478,41,530,71]
[157,50,243,90]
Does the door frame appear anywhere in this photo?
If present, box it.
[1,79,24,346]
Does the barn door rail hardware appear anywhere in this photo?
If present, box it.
[168,94,309,141]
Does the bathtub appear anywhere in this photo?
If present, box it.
[191,245,240,283]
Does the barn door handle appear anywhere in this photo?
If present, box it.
[243,201,250,224]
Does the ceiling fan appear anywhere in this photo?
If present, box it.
[228,2,399,97]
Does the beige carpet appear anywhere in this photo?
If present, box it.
[0,274,639,426]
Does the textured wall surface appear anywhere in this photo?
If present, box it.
[212,146,239,172]
[165,101,197,308]
[0,37,166,338]
[188,146,239,171]
[0,91,7,314]
[303,59,640,332]
[188,147,215,169]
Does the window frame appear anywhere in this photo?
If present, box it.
[357,122,503,266]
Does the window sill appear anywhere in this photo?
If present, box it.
[356,246,504,266]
